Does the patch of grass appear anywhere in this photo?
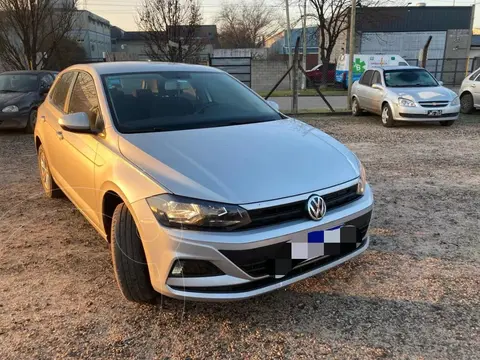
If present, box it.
[257,89,347,97]
[282,108,350,115]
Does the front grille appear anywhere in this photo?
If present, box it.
[220,211,372,278]
[171,237,369,293]
[418,101,449,108]
[399,112,458,119]
[244,184,360,230]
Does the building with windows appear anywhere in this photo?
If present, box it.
[71,10,112,60]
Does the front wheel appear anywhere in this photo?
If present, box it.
[440,120,455,127]
[111,203,157,304]
[381,104,395,127]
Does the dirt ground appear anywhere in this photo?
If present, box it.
[0,114,479,359]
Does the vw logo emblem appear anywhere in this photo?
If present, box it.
[306,195,326,221]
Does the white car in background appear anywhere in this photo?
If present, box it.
[459,68,480,113]
[351,66,460,127]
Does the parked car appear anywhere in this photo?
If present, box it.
[458,68,480,113]
[35,62,373,303]
[336,54,409,89]
[305,63,336,84]
[0,70,58,133]
[351,66,460,127]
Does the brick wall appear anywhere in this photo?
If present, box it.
[251,59,290,92]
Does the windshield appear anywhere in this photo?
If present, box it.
[103,71,283,133]
[0,74,39,92]
[384,69,438,88]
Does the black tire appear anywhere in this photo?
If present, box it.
[111,203,157,303]
[440,120,455,127]
[25,109,37,134]
[460,93,474,114]
[38,144,63,198]
[352,97,362,116]
[381,104,395,128]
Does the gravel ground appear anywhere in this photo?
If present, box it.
[0,114,479,359]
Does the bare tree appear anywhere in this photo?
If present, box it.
[216,0,282,48]
[137,0,204,63]
[0,0,78,70]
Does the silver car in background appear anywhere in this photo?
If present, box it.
[459,67,480,113]
[351,66,460,127]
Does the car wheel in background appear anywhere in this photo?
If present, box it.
[38,145,63,198]
[440,120,455,127]
[352,98,362,116]
[460,93,474,114]
[25,109,37,134]
[381,104,395,128]
[111,203,157,304]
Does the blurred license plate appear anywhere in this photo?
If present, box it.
[427,110,442,116]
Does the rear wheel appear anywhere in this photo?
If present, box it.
[381,104,395,127]
[38,145,63,198]
[352,97,362,116]
[440,120,455,127]
[25,109,37,134]
[111,203,157,304]
[460,93,474,114]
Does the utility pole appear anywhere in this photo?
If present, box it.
[301,0,307,90]
[285,0,293,89]
[347,0,356,109]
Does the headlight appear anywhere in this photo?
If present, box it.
[2,105,19,113]
[357,161,367,195]
[147,194,251,231]
[398,97,416,107]
[451,96,460,106]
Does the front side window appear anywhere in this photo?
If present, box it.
[384,69,438,88]
[51,72,76,110]
[68,72,100,127]
[103,71,284,133]
[0,74,38,92]
[371,71,382,85]
[40,74,54,90]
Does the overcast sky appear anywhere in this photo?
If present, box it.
[81,0,480,32]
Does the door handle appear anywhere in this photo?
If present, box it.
[56,131,63,140]
[41,116,46,123]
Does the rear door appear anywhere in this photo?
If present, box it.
[356,70,374,110]
[370,71,384,114]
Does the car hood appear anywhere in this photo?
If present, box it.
[0,91,35,110]
[390,86,456,102]
[118,119,360,204]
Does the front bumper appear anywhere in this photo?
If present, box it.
[131,182,374,301]
[0,111,29,129]
[392,103,460,122]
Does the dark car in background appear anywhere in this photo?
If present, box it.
[0,70,58,133]
[305,63,336,85]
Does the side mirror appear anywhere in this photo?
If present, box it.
[438,80,444,86]
[58,112,92,133]
[266,100,280,111]
[372,83,384,91]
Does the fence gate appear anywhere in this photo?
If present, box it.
[208,57,251,87]
[405,58,473,86]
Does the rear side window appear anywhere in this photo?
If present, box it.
[68,72,100,127]
[359,70,373,85]
[51,72,75,111]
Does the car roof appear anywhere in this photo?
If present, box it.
[368,66,422,71]
[66,61,222,75]
[0,70,58,75]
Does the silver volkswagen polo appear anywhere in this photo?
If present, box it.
[35,62,373,303]
[351,66,460,127]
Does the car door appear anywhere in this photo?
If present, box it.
[40,71,77,182]
[54,71,102,226]
[369,71,384,114]
[356,70,374,111]
[468,71,480,107]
